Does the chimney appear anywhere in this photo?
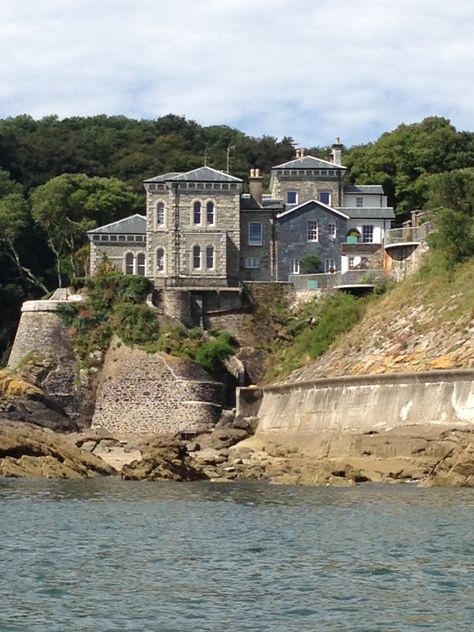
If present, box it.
[249,168,263,206]
[331,137,343,165]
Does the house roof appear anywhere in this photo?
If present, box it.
[87,214,147,234]
[272,155,346,170]
[277,200,350,220]
[340,207,395,220]
[344,184,385,195]
[144,166,242,184]
[240,193,284,211]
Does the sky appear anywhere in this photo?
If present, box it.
[0,0,472,147]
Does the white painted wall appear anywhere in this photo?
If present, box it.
[343,194,387,207]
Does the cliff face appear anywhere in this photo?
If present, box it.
[287,261,474,383]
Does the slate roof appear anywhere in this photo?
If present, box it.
[340,207,395,220]
[344,184,385,194]
[144,166,242,183]
[87,214,147,234]
[240,194,284,211]
[272,155,346,170]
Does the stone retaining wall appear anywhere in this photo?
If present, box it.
[92,343,224,435]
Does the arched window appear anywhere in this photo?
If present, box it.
[137,252,146,276]
[192,245,201,269]
[156,247,165,272]
[206,201,215,225]
[193,201,202,224]
[125,252,134,275]
[206,245,214,269]
[156,202,165,227]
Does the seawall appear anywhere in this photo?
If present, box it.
[247,370,474,450]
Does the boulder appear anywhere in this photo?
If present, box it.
[420,430,474,487]
[0,420,116,479]
[121,434,207,481]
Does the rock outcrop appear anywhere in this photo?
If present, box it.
[0,420,116,479]
[420,430,474,487]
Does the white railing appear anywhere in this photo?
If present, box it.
[289,270,386,290]
[384,222,432,246]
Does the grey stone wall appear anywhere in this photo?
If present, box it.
[240,210,275,281]
[271,174,343,207]
[276,202,347,280]
[7,303,77,409]
[91,343,224,435]
[146,186,241,286]
[89,241,146,275]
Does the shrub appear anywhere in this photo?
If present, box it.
[194,337,234,374]
[300,255,323,274]
[109,303,160,346]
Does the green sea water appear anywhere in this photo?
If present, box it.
[1,479,473,631]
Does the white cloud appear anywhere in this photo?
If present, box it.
[0,0,472,145]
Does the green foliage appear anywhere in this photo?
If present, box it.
[267,292,370,378]
[109,303,160,346]
[299,255,323,274]
[344,117,474,219]
[194,336,235,374]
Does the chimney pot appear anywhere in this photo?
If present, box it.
[249,167,263,206]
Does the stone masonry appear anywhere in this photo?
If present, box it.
[92,341,224,435]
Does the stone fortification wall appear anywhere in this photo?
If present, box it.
[7,301,77,409]
[254,370,474,449]
[384,241,429,281]
[92,342,224,435]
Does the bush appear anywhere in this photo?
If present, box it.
[109,303,160,346]
[194,337,235,374]
[299,255,323,274]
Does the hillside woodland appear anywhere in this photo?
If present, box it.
[0,114,473,360]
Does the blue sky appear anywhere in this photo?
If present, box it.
[0,0,472,146]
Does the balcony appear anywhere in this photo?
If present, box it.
[384,223,432,249]
[341,242,382,256]
[289,270,386,291]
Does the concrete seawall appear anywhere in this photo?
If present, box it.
[252,370,474,440]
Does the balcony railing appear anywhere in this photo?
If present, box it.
[289,270,386,290]
[384,222,432,247]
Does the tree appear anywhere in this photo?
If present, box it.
[31,174,140,286]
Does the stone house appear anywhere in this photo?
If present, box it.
[88,141,394,285]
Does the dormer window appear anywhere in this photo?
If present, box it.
[287,191,298,205]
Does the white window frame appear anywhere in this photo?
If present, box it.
[325,258,336,273]
[287,191,298,205]
[307,220,319,242]
[245,256,259,269]
[124,251,134,275]
[290,258,300,274]
[328,223,336,239]
[362,225,374,243]
[156,201,166,227]
[156,247,166,273]
[319,191,331,205]
[248,222,263,246]
[136,252,146,276]
[348,256,355,270]
[356,197,363,208]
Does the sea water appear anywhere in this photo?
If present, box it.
[1,479,473,632]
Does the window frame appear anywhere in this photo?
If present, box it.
[307,219,319,242]
[319,190,331,205]
[205,245,215,270]
[287,191,298,205]
[356,196,364,208]
[206,200,215,226]
[362,224,374,243]
[192,244,202,270]
[290,258,300,274]
[244,256,259,269]
[156,247,165,273]
[248,222,263,246]
[155,201,166,227]
[193,200,202,225]
[136,252,146,276]
[328,223,336,239]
